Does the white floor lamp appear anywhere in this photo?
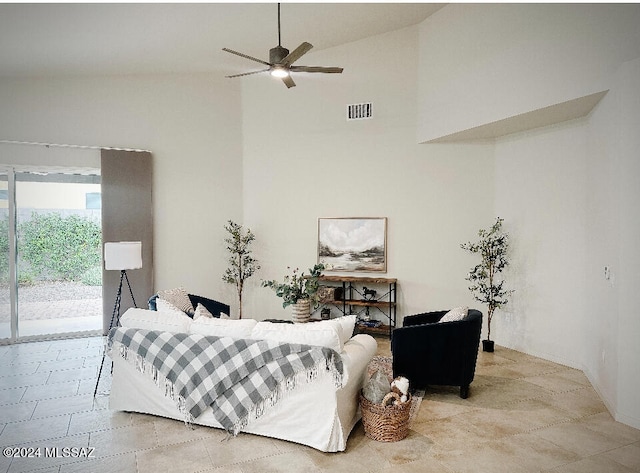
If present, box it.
[104,241,143,328]
[94,241,142,397]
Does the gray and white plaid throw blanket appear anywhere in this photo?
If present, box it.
[107,327,343,435]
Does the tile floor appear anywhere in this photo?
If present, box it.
[0,335,639,473]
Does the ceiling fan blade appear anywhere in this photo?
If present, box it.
[225,69,270,79]
[290,66,344,74]
[222,48,271,67]
[281,42,313,66]
[282,75,296,88]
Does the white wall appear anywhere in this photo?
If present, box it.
[417,3,640,143]
[613,58,640,428]
[241,26,494,322]
[589,57,640,429]
[417,3,640,428]
[493,119,589,368]
[0,73,244,299]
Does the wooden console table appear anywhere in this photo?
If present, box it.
[316,275,397,338]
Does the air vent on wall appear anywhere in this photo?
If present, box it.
[347,102,373,121]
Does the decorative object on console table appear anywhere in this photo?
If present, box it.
[94,241,142,397]
[222,220,260,319]
[461,217,514,352]
[291,299,311,323]
[262,263,325,323]
[362,287,377,301]
[318,217,387,272]
[316,275,397,338]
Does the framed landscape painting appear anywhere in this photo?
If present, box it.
[318,217,387,272]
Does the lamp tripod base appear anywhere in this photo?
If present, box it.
[94,270,137,397]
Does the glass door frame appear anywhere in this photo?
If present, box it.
[1,166,18,343]
[0,165,102,344]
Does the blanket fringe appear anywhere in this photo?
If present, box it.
[108,340,195,427]
[230,352,343,436]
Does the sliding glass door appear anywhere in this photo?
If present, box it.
[0,167,102,342]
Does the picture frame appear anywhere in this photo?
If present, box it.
[317,217,387,272]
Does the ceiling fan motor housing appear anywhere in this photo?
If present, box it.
[270,45,290,64]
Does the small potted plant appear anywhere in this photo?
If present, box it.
[262,263,325,323]
[461,217,513,352]
[222,220,260,319]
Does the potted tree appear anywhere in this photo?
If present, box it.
[461,217,513,352]
[222,220,260,319]
[262,263,325,323]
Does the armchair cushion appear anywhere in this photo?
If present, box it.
[439,306,468,323]
[392,309,482,398]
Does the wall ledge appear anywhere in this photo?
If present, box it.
[422,90,608,144]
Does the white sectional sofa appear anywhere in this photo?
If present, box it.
[108,306,377,452]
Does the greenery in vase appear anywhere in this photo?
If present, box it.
[222,220,259,319]
[461,217,513,342]
[262,263,325,308]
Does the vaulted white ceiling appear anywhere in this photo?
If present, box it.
[0,3,444,78]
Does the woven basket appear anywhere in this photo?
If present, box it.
[360,391,411,442]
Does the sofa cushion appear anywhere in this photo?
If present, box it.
[189,316,257,339]
[251,321,343,352]
[157,287,195,316]
[439,306,468,323]
[120,307,192,333]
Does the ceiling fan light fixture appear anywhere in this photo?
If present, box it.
[222,3,343,88]
[270,67,289,78]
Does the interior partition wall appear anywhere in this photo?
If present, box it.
[100,149,153,335]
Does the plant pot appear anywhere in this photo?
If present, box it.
[482,339,495,352]
[291,299,311,323]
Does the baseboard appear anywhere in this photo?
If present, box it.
[501,342,640,430]
[582,365,640,430]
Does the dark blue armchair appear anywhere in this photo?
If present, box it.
[392,309,482,399]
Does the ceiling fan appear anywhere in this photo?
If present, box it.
[222,3,343,88]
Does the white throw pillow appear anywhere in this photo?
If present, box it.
[313,314,356,346]
[189,317,257,339]
[439,306,469,323]
[156,287,195,316]
[119,307,192,333]
[334,314,357,344]
[250,321,343,352]
[194,303,214,320]
[156,298,191,318]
